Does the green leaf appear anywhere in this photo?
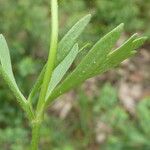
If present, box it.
[46,44,78,99]
[56,14,91,66]
[100,34,137,73]
[28,44,78,102]
[0,35,34,119]
[28,15,91,101]
[0,35,17,85]
[46,23,124,104]
[105,35,147,70]
[132,37,147,49]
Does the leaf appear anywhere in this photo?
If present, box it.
[74,35,147,80]
[56,14,91,66]
[46,44,78,99]
[105,35,147,70]
[101,34,138,72]
[46,23,124,104]
[28,15,91,101]
[0,35,30,115]
[28,44,78,101]
[0,35,16,84]
[132,37,147,49]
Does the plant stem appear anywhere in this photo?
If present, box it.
[36,0,58,116]
[30,121,42,150]
[29,1,58,149]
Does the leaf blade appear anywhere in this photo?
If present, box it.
[46,44,78,99]
[0,35,34,120]
[105,35,147,69]
[56,14,91,65]
[0,34,16,84]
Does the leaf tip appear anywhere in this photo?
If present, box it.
[83,14,92,23]
[134,36,148,42]
[87,14,92,18]
[0,34,6,43]
[112,23,124,34]
[118,23,124,30]
[120,23,124,27]
[132,36,148,49]
[0,34,4,39]
[139,36,148,41]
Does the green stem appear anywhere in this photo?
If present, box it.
[29,1,58,149]
[30,121,42,150]
[36,0,58,116]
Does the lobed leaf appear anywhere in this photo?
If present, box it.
[84,35,147,79]
[101,34,138,73]
[132,37,147,49]
[105,35,147,70]
[45,27,147,106]
[46,23,124,104]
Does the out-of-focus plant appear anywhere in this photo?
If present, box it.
[96,85,150,150]
[0,0,147,149]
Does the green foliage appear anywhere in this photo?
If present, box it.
[46,25,146,104]
[43,85,150,149]
[59,0,150,41]
[46,44,78,99]
[94,83,118,113]
[47,23,124,101]
[93,0,150,38]
[95,0,142,31]
[56,14,91,66]
[0,35,29,115]
[0,0,148,149]
[0,83,149,149]
[137,98,150,135]
[28,14,91,104]
[18,57,36,77]
[0,127,28,150]
[95,85,150,150]
[0,0,149,115]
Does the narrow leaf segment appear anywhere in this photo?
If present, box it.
[0,35,34,120]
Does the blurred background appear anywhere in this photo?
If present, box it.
[0,0,150,149]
